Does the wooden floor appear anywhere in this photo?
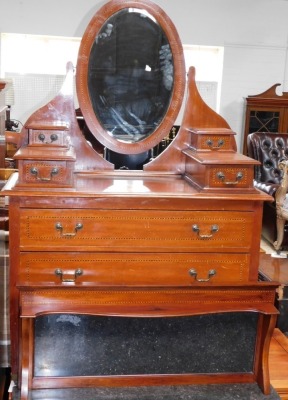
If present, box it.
[270,328,288,400]
[258,248,288,399]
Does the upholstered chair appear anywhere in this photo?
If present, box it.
[247,132,288,249]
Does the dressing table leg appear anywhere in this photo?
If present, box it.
[254,313,278,395]
[20,318,34,400]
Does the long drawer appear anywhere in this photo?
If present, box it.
[19,209,254,252]
[18,252,250,286]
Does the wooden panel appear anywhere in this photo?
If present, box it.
[18,252,251,286]
[19,284,279,317]
[17,160,74,187]
[19,209,254,252]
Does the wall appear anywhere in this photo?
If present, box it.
[1,0,288,151]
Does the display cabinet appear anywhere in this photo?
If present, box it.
[0,81,8,169]
[2,1,280,399]
[243,84,288,154]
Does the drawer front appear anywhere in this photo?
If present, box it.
[18,252,250,286]
[29,129,68,146]
[209,167,254,189]
[200,135,232,151]
[18,160,74,187]
[19,209,254,252]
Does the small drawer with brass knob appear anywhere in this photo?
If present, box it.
[26,120,70,147]
[29,129,70,147]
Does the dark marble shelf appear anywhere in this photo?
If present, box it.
[12,384,280,400]
[34,313,258,377]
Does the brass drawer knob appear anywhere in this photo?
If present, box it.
[55,268,83,283]
[189,268,216,282]
[38,133,45,142]
[55,222,83,238]
[192,224,219,239]
[38,133,58,143]
[206,138,224,150]
[50,133,58,142]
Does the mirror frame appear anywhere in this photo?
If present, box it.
[76,0,186,155]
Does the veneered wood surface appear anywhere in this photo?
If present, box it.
[18,252,251,286]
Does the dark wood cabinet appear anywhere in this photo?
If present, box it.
[0,81,8,169]
[243,84,288,154]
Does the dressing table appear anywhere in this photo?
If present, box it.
[2,1,280,399]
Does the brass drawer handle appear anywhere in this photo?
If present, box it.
[216,171,243,185]
[189,268,217,282]
[206,139,224,150]
[55,222,83,237]
[30,166,59,181]
[55,268,83,283]
[192,224,219,239]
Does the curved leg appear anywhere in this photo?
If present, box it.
[273,215,286,252]
[255,313,278,395]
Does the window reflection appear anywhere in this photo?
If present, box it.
[88,8,173,143]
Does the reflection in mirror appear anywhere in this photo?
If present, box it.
[88,8,173,143]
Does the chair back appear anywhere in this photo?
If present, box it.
[247,132,288,185]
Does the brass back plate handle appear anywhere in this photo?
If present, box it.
[216,171,243,185]
[55,268,83,283]
[30,166,59,181]
[189,268,217,282]
[55,222,83,237]
[192,224,219,239]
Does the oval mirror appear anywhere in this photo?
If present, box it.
[76,0,186,154]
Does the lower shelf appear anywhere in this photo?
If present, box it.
[12,383,281,400]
